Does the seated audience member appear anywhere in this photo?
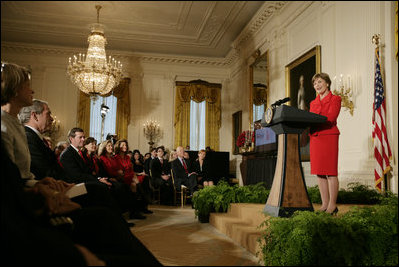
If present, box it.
[145,148,157,175]
[144,152,151,162]
[150,146,174,204]
[132,149,148,183]
[192,149,213,187]
[1,61,37,185]
[169,149,177,162]
[61,128,146,220]
[131,149,152,209]
[81,137,102,177]
[55,140,68,164]
[1,143,162,266]
[98,139,125,184]
[114,141,152,214]
[171,146,198,196]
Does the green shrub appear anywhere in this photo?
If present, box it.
[192,181,269,219]
[258,194,398,266]
[235,182,269,203]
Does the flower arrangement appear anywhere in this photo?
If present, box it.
[236,130,254,148]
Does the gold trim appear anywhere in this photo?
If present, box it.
[249,50,269,125]
[285,45,321,106]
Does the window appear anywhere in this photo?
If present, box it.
[253,104,265,122]
[89,95,117,142]
[190,100,206,150]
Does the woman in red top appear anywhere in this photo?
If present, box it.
[309,73,341,215]
[113,139,138,191]
[114,140,152,214]
[98,140,125,184]
[81,137,100,176]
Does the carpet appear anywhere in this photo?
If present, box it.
[129,205,260,266]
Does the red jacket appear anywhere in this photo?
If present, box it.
[309,92,341,136]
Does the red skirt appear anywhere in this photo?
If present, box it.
[309,134,339,176]
[137,175,145,183]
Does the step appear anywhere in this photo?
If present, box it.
[210,203,267,257]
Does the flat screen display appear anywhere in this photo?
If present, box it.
[255,127,276,146]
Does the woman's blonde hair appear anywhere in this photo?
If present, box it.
[1,62,31,105]
[97,140,113,157]
[169,150,177,162]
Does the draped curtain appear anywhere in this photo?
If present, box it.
[174,80,221,150]
[77,77,131,139]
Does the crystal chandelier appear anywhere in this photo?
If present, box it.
[67,5,122,99]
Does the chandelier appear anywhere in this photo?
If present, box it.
[67,5,122,98]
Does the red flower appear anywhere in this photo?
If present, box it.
[236,131,246,147]
[236,130,255,147]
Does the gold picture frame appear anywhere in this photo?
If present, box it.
[285,45,321,161]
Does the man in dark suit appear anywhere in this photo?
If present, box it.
[144,147,157,175]
[19,100,131,217]
[171,146,198,196]
[60,127,146,220]
[150,146,174,204]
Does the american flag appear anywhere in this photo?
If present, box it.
[372,46,392,192]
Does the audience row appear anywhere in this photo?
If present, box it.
[1,61,161,265]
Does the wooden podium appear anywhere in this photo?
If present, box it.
[261,105,326,217]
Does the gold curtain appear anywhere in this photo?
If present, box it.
[174,83,191,148]
[77,91,91,135]
[174,80,221,150]
[76,77,131,139]
[113,78,131,140]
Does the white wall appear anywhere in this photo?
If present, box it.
[230,1,398,192]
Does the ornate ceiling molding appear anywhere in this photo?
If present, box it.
[1,42,231,67]
[231,1,288,51]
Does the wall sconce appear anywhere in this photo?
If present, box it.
[143,120,161,151]
[333,74,354,116]
[46,115,61,140]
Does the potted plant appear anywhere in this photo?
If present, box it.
[192,187,217,223]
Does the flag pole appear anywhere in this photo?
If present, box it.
[372,34,391,193]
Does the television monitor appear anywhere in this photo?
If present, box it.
[254,127,277,153]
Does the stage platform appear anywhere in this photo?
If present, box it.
[209,203,365,259]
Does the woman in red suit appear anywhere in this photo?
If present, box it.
[98,140,125,184]
[309,72,341,215]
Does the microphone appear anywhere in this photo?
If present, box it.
[271,97,290,108]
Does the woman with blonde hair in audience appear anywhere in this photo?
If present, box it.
[1,61,66,191]
[169,149,177,162]
[192,149,213,187]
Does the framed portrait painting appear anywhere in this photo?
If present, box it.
[285,45,321,161]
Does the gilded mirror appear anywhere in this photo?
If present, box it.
[249,50,269,125]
